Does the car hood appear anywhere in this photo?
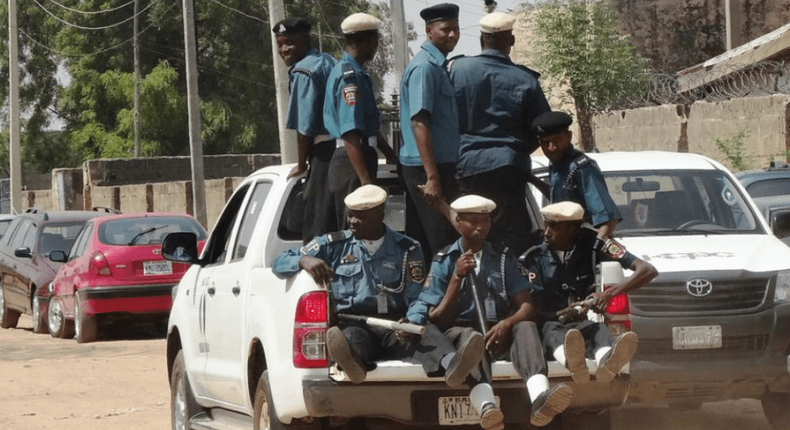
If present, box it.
[619,234,790,274]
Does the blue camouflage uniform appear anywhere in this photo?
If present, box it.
[519,226,635,356]
[323,52,380,231]
[286,48,337,243]
[448,49,551,255]
[399,41,461,260]
[549,147,622,228]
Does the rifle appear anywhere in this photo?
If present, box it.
[337,313,426,335]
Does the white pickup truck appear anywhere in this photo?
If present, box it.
[162,164,630,430]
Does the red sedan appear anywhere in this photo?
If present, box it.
[48,213,206,343]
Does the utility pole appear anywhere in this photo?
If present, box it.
[391,0,408,88]
[724,0,733,51]
[182,0,207,227]
[8,0,22,214]
[133,0,142,157]
[268,0,296,163]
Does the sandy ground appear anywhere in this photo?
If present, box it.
[0,314,776,430]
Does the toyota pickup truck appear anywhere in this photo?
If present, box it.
[532,151,790,429]
[162,164,630,430]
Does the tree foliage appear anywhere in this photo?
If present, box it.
[526,0,649,150]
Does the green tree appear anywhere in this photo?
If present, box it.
[527,0,649,151]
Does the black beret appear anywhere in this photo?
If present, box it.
[420,3,460,24]
[532,111,573,136]
[272,17,311,35]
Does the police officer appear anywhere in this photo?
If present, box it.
[273,185,483,386]
[399,3,462,261]
[520,201,657,384]
[448,12,551,257]
[407,195,572,429]
[532,111,622,241]
[273,17,337,243]
[324,13,394,230]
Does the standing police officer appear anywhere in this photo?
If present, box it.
[407,195,573,429]
[532,111,621,241]
[399,3,461,261]
[448,12,551,256]
[324,13,393,230]
[272,185,483,387]
[273,17,337,243]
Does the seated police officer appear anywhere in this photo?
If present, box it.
[407,195,572,430]
[272,185,483,386]
[520,201,657,383]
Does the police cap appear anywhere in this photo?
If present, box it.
[420,3,460,24]
[344,184,388,210]
[450,195,497,214]
[272,17,311,35]
[479,12,515,34]
[532,111,573,136]
[341,13,382,35]
[540,201,584,222]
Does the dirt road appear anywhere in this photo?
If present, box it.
[0,314,775,430]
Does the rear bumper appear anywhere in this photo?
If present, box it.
[80,284,174,316]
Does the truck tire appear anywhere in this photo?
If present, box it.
[171,350,201,430]
[48,297,74,339]
[254,370,290,430]
[560,409,611,430]
[762,391,790,430]
[31,293,48,334]
[75,293,98,343]
[0,287,20,329]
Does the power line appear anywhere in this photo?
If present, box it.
[46,0,135,15]
[29,0,153,30]
[19,22,156,57]
[144,42,276,69]
[205,0,268,24]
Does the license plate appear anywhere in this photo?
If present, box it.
[438,396,499,425]
[144,260,172,275]
[672,325,722,350]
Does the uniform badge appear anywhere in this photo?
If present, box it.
[604,239,626,259]
[301,238,320,255]
[342,254,358,264]
[343,85,357,106]
[408,261,425,283]
[528,271,537,282]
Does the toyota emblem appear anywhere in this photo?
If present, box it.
[686,279,713,297]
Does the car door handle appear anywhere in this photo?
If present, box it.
[207,287,216,296]
[232,286,240,296]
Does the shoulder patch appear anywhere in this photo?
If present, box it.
[408,260,425,283]
[602,238,627,260]
[342,84,358,106]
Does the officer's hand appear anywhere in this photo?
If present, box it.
[557,301,589,324]
[395,318,416,344]
[485,320,512,356]
[586,291,609,313]
[453,250,476,279]
[418,178,443,206]
[287,164,307,179]
[300,256,334,287]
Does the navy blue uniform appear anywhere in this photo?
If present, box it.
[448,50,550,255]
[286,48,337,243]
[548,147,622,228]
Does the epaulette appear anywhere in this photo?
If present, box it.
[515,64,541,79]
[446,54,465,71]
[571,153,594,168]
[291,67,314,78]
[341,63,356,81]
[397,236,418,252]
[327,230,351,243]
[518,245,541,265]
[432,244,453,261]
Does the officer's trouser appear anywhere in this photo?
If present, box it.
[337,320,454,376]
[401,163,460,260]
[444,322,546,388]
[328,145,378,230]
[301,140,336,244]
[541,320,614,359]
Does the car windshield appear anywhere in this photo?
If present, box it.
[745,177,790,199]
[99,216,206,246]
[604,170,764,236]
[38,223,89,257]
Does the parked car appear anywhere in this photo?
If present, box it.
[47,213,207,343]
[736,161,790,245]
[0,214,17,239]
[532,152,790,428]
[0,209,104,333]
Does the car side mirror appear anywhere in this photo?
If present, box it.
[162,232,200,265]
[771,211,790,240]
[49,250,68,263]
[14,247,32,259]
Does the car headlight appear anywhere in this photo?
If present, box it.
[48,282,54,293]
[776,271,790,302]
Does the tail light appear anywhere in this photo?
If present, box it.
[89,251,112,276]
[293,291,328,368]
[604,290,631,334]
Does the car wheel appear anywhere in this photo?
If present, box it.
[48,297,74,339]
[762,391,790,430]
[75,293,97,343]
[171,350,201,430]
[31,293,48,334]
[0,286,21,329]
[254,370,303,430]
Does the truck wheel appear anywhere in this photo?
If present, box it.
[48,297,74,339]
[254,370,289,430]
[762,391,790,430]
[75,294,98,343]
[31,294,48,334]
[560,409,612,430]
[0,287,20,329]
[171,350,201,430]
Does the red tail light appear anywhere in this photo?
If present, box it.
[89,251,112,276]
[605,293,630,315]
[604,291,631,332]
[293,291,328,368]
